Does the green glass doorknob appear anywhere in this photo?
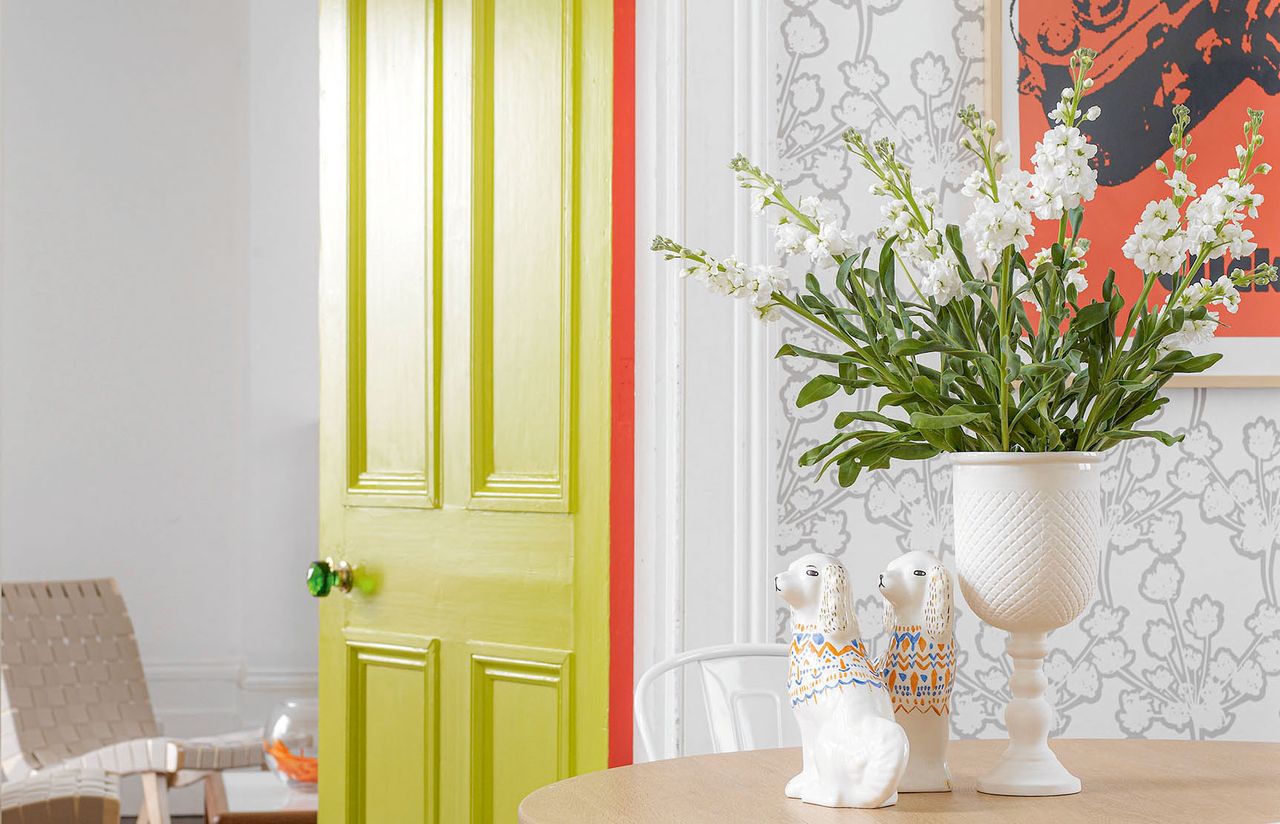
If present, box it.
[307,558,353,597]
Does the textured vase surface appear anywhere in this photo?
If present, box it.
[950,451,1103,796]
[952,452,1102,632]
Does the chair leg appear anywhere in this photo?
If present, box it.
[204,772,229,821]
[140,772,171,824]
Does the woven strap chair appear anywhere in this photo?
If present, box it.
[0,768,120,824]
[0,579,264,824]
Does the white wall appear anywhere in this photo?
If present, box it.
[0,0,319,803]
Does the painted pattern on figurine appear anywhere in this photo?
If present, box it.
[788,622,885,707]
[880,624,956,715]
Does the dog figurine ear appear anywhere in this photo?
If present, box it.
[923,563,953,644]
[882,593,897,636]
[819,563,859,640]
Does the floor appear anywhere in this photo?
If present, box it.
[123,819,204,823]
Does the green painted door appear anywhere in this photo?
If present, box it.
[316,1,613,821]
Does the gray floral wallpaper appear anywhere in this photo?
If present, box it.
[770,0,1280,740]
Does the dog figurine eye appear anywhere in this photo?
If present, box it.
[913,569,926,576]
[805,569,819,577]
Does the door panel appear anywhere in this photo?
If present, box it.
[346,639,439,823]
[318,0,612,821]
[344,0,441,507]
[470,0,574,510]
[469,649,571,822]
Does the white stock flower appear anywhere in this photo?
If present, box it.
[919,255,964,305]
[1030,124,1099,219]
[1122,198,1187,276]
[1176,275,1242,314]
[878,197,914,237]
[1219,221,1256,259]
[898,230,963,305]
[965,169,1042,268]
[795,196,856,269]
[1160,282,1224,351]
[774,221,810,255]
[748,264,789,321]
[1185,176,1264,260]
[1159,274,1242,351]
[1163,314,1218,351]
[1166,170,1196,200]
[960,170,985,199]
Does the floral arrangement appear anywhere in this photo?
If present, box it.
[653,48,1276,488]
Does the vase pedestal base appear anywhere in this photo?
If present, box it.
[976,747,1081,797]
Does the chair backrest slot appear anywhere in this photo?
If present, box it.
[633,643,798,762]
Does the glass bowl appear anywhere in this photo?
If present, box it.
[263,697,319,790]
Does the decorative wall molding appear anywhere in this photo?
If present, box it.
[729,0,776,648]
[144,659,318,726]
[634,0,775,761]
[634,0,687,762]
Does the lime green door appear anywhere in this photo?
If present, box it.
[316,1,613,821]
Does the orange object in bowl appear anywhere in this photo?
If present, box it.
[264,739,319,784]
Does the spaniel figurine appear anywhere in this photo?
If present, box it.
[878,550,957,792]
[775,553,908,808]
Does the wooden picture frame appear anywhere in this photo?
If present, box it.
[984,0,1280,388]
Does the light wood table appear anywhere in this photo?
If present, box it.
[205,772,317,824]
[519,739,1280,823]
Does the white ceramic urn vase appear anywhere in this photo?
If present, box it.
[950,452,1102,797]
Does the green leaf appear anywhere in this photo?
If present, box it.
[1072,301,1112,333]
[918,426,956,451]
[877,391,917,411]
[909,410,986,429]
[1173,353,1223,374]
[837,458,860,488]
[833,410,910,430]
[1101,428,1183,446]
[798,434,852,467]
[1153,349,1222,374]
[796,375,840,407]
[1019,359,1071,378]
[774,343,856,364]
[1067,205,1084,236]
[888,338,949,356]
[911,375,940,399]
[878,239,896,284]
[885,442,941,462]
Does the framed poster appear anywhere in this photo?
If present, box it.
[988,0,1280,386]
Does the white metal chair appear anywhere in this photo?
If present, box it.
[0,768,121,823]
[634,643,799,762]
[0,579,264,824]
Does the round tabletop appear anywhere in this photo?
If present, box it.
[519,739,1280,823]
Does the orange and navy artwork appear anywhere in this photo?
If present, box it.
[1017,0,1280,336]
[787,623,886,708]
[879,625,956,716]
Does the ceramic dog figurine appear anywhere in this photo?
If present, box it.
[878,550,957,792]
[775,553,909,808]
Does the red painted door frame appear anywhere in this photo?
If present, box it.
[609,0,637,769]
